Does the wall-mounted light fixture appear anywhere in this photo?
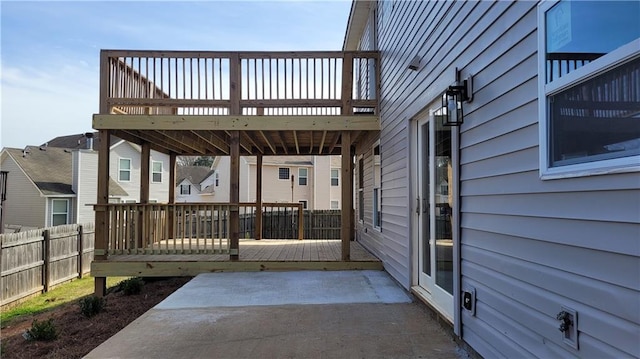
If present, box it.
[441,69,473,126]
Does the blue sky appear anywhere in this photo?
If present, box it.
[0,0,351,149]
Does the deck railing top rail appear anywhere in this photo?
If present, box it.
[100,50,379,116]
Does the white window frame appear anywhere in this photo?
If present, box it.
[151,161,163,183]
[538,0,640,179]
[372,142,381,230]
[278,167,290,181]
[51,199,69,226]
[298,200,308,209]
[331,168,339,186]
[180,184,191,195]
[330,200,339,210]
[298,168,308,186]
[119,158,131,182]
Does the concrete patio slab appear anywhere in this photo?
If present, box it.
[86,271,469,359]
[157,270,412,309]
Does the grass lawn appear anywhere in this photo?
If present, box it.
[1,277,127,326]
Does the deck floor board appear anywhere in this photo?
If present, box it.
[105,239,378,262]
[92,240,382,277]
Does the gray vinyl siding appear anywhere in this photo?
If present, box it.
[363,0,640,357]
[354,133,385,264]
[1,155,46,229]
[352,4,412,288]
[455,2,640,357]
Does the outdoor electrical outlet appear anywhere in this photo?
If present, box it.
[462,288,476,316]
[557,306,578,350]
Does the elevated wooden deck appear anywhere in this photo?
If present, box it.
[92,50,380,295]
[92,239,383,277]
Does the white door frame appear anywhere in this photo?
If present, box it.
[410,103,461,334]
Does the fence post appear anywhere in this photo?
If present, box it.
[77,225,84,279]
[42,229,50,292]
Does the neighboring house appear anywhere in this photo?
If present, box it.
[0,132,172,231]
[46,132,171,203]
[0,146,127,231]
[348,1,639,358]
[108,138,170,203]
[175,165,216,202]
[177,155,342,210]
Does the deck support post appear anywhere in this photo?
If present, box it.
[340,131,352,260]
[340,53,353,261]
[229,53,241,260]
[168,153,176,238]
[94,51,111,297]
[138,142,150,248]
[230,131,240,260]
[298,203,304,240]
[94,128,110,297]
[255,153,263,240]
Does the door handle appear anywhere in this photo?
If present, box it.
[422,198,427,213]
[416,198,420,215]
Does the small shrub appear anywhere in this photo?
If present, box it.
[118,277,144,296]
[79,296,105,318]
[25,318,58,341]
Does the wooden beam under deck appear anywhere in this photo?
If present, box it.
[92,260,383,277]
[93,115,380,131]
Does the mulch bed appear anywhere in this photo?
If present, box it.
[1,277,192,359]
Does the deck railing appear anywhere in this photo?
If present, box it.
[546,52,604,83]
[100,50,379,116]
[96,202,304,256]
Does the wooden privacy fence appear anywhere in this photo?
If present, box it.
[250,209,341,240]
[0,223,95,307]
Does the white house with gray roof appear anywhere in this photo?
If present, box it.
[0,133,171,232]
[176,155,341,210]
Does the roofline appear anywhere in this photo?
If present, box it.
[1,148,46,197]
[342,0,372,51]
[110,139,126,150]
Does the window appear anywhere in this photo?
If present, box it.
[278,167,290,180]
[180,184,191,195]
[119,158,131,182]
[373,144,381,229]
[152,161,162,183]
[539,0,640,178]
[330,200,339,210]
[298,200,308,209]
[298,168,308,185]
[331,168,339,186]
[51,199,69,226]
[215,172,219,187]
